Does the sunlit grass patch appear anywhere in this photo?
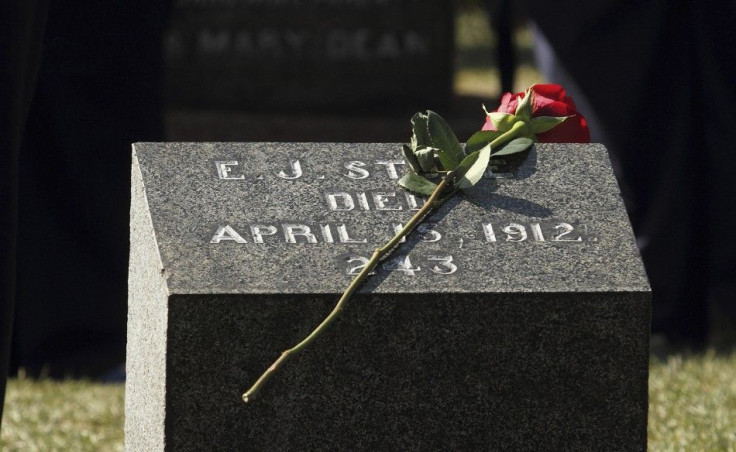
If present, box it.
[648,350,736,451]
[0,376,124,452]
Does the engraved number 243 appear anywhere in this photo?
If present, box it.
[346,254,457,276]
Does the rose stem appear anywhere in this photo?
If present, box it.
[242,170,457,403]
[242,119,526,403]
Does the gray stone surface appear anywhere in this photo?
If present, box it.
[126,149,169,451]
[164,1,453,112]
[127,142,650,451]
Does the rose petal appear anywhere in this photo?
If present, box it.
[497,92,515,112]
[531,84,566,100]
[535,99,575,117]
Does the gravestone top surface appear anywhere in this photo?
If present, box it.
[132,142,649,295]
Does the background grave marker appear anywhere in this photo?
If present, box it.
[164,0,453,112]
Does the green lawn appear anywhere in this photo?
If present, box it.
[649,351,736,450]
[2,351,736,450]
[1,378,124,451]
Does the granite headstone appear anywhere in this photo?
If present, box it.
[126,142,650,450]
[164,0,453,112]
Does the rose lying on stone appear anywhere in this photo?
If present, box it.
[245,83,592,403]
[482,84,590,143]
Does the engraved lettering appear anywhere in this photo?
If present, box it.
[347,256,375,276]
[189,27,432,60]
[320,224,335,244]
[404,31,429,55]
[480,221,590,244]
[375,160,405,179]
[278,160,302,179]
[215,161,244,180]
[352,28,370,60]
[199,29,229,55]
[482,223,497,242]
[326,29,371,60]
[417,223,441,242]
[326,29,351,59]
[325,192,354,211]
[258,29,282,55]
[375,32,401,58]
[373,192,402,211]
[345,160,369,179]
[283,30,309,52]
[343,253,460,277]
[428,255,457,274]
[357,192,370,210]
[250,225,277,244]
[503,223,528,242]
[383,255,420,276]
[392,223,407,243]
[210,225,247,243]
[404,192,424,211]
[531,223,545,242]
[283,224,317,243]
[553,223,582,242]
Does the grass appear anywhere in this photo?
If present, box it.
[0,378,124,451]
[649,350,736,451]
[2,351,736,450]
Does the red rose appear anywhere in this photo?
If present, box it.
[483,84,590,143]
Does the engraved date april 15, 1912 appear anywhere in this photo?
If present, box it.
[209,158,597,276]
[209,221,596,276]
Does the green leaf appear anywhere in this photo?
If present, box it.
[514,87,533,120]
[402,144,422,174]
[491,137,533,157]
[415,146,437,173]
[426,110,464,170]
[456,144,491,189]
[489,112,518,132]
[465,130,504,154]
[411,112,431,149]
[531,115,570,134]
[397,172,438,196]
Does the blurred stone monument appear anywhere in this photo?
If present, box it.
[163,0,467,141]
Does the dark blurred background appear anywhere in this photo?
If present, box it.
[2,0,735,422]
